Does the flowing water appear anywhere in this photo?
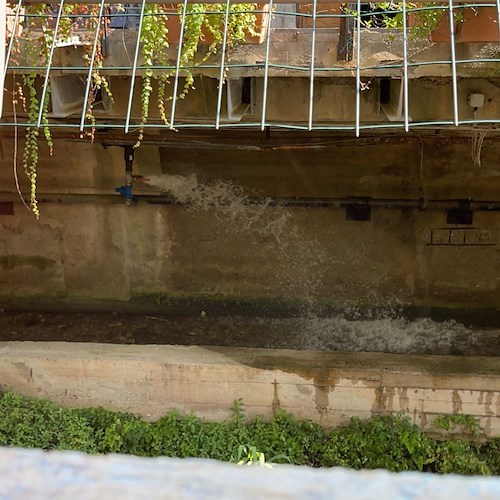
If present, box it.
[1,311,498,356]
[120,173,500,356]
[143,173,327,301]
[144,174,292,241]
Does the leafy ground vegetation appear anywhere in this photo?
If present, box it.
[0,391,498,475]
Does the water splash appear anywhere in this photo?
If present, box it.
[233,316,483,355]
[143,173,292,242]
[141,173,327,302]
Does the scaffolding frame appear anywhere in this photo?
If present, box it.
[2,1,500,134]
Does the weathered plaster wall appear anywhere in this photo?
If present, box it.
[0,342,498,436]
[0,136,499,310]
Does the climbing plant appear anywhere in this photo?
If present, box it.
[12,3,260,216]
[14,3,112,218]
[136,3,259,147]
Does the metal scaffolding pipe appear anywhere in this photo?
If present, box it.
[260,0,273,131]
[79,0,106,132]
[2,1,499,134]
[170,0,189,129]
[355,0,361,137]
[124,0,147,134]
[448,0,459,126]
[215,0,232,130]
[308,0,318,131]
[36,0,65,128]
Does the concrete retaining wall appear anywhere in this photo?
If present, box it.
[0,137,499,311]
[0,342,498,436]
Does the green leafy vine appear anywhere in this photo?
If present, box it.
[15,3,112,218]
[136,3,259,147]
[13,3,259,215]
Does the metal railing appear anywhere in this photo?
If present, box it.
[1,1,499,134]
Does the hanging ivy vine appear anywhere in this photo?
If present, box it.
[79,4,114,142]
[13,2,260,217]
[136,3,259,147]
[15,3,113,218]
[136,4,171,147]
[16,4,54,219]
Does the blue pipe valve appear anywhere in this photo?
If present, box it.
[115,184,138,205]
[115,145,138,205]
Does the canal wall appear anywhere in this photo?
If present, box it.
[0,342,498,436]
[0,137,499,312]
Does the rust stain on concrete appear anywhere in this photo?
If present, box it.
[452,390,463,413]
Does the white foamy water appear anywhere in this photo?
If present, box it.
[143,173,327,301]
[144,174,292,242]
[137,173,493,356]
[247,316,484,354]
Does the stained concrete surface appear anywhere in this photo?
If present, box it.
[0,135,499,311]
[0,342,498,433]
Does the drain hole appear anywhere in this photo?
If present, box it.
[0,202,14,215]
[380,78,391,104]
[346,205,371,221]
[447,208,473,225]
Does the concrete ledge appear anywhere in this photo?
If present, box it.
[0,342,498,436]
[1,448,500,499]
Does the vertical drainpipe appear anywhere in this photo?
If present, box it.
[0,1,6,118]
[124,145,134,206]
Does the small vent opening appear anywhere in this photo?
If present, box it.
[447,208,473,225]
[346,204,371,221]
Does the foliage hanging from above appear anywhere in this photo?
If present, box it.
[10,3,260,218]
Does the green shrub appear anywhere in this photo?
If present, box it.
[75,406,154,456]
[0,390,498,476]
[320,414,436,471]
[434,440,492,475]
[0,391,96,453]
[481,438,500,475]
[247,411,326,466]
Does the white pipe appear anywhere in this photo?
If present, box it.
[0,0,6,118]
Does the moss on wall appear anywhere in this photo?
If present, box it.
[0,255,56,272]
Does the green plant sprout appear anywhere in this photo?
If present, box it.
[236,445,273,467]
